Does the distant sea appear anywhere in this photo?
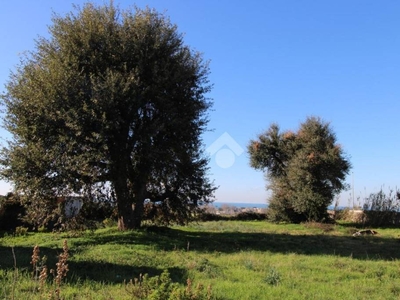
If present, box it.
[211,202,347,210]
[211,202,267,209]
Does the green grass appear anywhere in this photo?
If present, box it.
[1,221,400,299]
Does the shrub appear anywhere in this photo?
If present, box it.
[0,193,28,231]
[196,212,227,222]
[265,267,281,286]
[266,199,308,224]
[15,226,28,236]
[54,196,116,232]
[363,189,400,226]
[334,208,366,224]
[103,217,117,228]
[78,198,115,222]
[124,270,212,300]
[234,211,267,221]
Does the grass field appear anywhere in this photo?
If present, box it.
[1,221,400,299]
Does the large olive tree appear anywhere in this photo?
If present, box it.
[248,117,351,222]
[0,3,215,230]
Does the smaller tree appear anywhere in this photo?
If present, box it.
[248,116,351,222]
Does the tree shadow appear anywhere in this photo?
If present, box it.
[68,261,185,284]
[165,228,400,260]
[0,244,186,284]
[1,226,399,285]
[337,221,400,229]
[68,226,400,260]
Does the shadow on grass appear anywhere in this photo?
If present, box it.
[67,226,400,260]
[0,244,186,284]
[1,225,399,285]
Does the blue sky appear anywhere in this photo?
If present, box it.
[1,1,399,206]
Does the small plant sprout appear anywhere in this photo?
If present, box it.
[265,267,281,286]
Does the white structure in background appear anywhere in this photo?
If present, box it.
[58,196,83,218]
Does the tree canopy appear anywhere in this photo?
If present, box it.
[0,3,215,230]
[248,117,351,222]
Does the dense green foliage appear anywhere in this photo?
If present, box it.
[1,221,400,299]
[248,117,351,222]
[0,3,215,230]
[0,193,27,231]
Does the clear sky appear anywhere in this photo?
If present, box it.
[1,1,399,206]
